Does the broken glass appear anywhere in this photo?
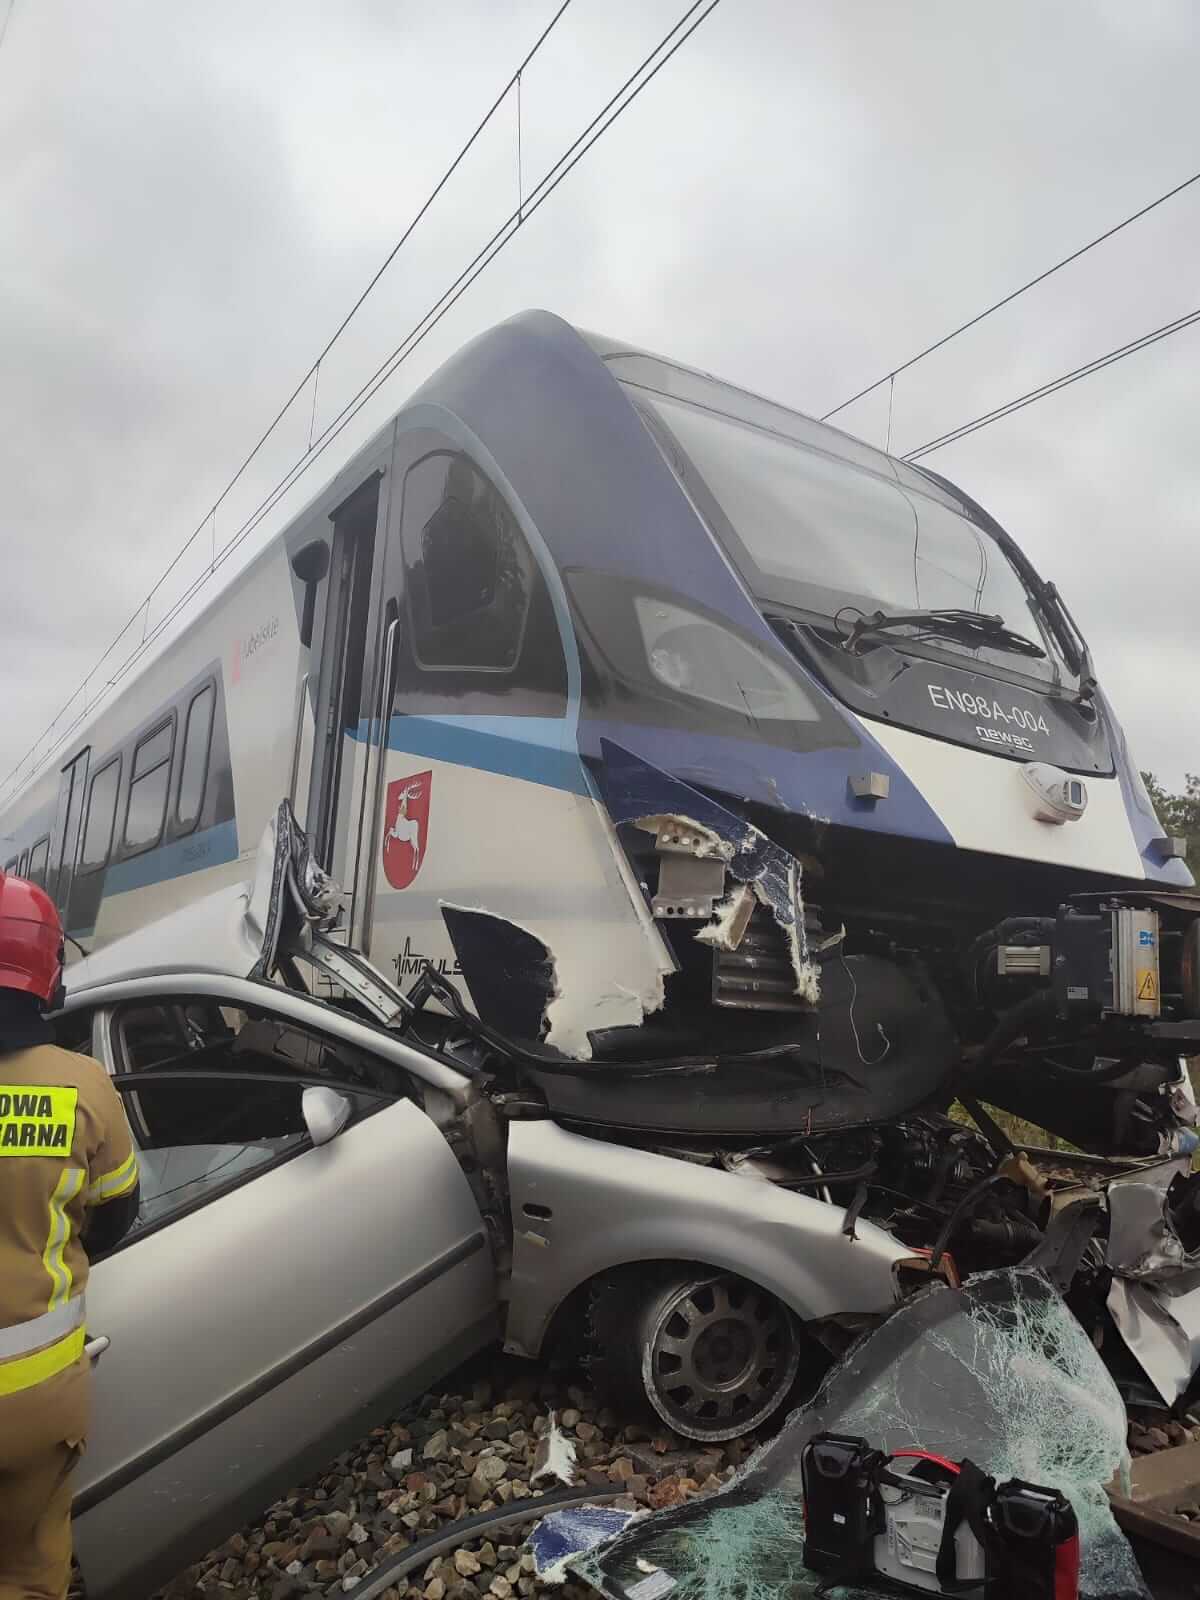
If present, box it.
[574,1270,1147,1600]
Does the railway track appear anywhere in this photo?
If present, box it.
[135,1351,1200,1599]
[149,1351,753,1600]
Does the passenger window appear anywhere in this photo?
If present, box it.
[18,851,28,877]
[124,721,174,854]
[111,1000,392,1236]
[2,857,16,875]
[78,758,121,874]
[402,453,531,671]
[176,684,215,832]
[26,838,50,889]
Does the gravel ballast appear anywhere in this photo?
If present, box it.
[126,1367,1200,1597]
[151,1359,753,1600]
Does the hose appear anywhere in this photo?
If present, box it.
[958,990,1057,1086]
[350,1484,629,1598]
[930,1173,1011,1272]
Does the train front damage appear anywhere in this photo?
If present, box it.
[392,311,1200,1428]
[428,313,1198,1176]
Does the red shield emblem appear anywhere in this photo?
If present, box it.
[381,772,431,890]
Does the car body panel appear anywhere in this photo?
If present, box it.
[503,1119,910,1358]
[70,991,496,1600]
[65,880,263,995]
[50,803,914,1592]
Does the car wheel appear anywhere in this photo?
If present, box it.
[591,1268,803,1443]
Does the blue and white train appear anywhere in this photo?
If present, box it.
[3,310,1197,1166]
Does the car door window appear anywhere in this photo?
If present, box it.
[117,1074,311,1234]
[107,999,397,1240]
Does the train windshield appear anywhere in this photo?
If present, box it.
[620,370,1075,689]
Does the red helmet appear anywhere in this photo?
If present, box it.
[0,871,65,1006]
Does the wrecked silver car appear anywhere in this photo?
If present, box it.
[64,804,924,1600]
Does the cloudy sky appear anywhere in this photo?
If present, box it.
[2,0,1197,800]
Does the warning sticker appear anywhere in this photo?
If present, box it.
[0,1084,78,1157]
[1136,970,1159,1002]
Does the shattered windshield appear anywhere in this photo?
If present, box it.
[575,1270,1146,1600]
[629,382,1075,690]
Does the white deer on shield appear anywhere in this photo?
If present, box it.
[386,779,424,875]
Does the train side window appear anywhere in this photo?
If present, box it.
[176,684,215,833]
[27,838,50,888]
[79,757,122,874]
[2,857,16,874]
[402,453,531,671]
[18,851,29,877]
[124,720,175,855]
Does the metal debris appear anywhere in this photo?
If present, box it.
[597,741,821,1004]
[531,1413,579,1488]
[528,1505,642,1584]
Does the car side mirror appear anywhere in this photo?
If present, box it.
[302,1085,352,1147]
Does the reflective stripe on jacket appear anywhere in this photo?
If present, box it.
[0,1042,138,1395]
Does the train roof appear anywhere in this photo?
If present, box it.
[3,309,985,816]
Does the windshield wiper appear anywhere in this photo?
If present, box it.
[1039,581,1098,708]
[840,607,1047,661]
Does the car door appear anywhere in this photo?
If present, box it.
[73,987,498,1600]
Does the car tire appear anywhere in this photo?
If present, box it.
[589,1267,803,1443]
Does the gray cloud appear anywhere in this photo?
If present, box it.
[2,0,1197,794]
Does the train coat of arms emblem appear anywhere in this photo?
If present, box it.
[381,771,431,890]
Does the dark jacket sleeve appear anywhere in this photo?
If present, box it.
[85,1184,141,1256]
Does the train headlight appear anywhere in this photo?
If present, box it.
[635,596,818,722]
[648,645,693,692]
[1021,761,1088,825]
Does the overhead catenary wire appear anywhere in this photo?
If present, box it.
[1,0,724,801]
[902,304,1200,461]
[820,167,1200,423]
[0,0,575,800]
[110,0,724,683]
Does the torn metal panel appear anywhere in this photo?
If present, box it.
[1103,1154,1200,1403]
[597,740,820,1005]
[652,846,728,921]
[437,790,676,1060]
[1105,1159,1197,1279]
[637,814,737,863]
[1107,1273,1200,1406]
[576,1270,1147,1600]
[440,904,561,1041]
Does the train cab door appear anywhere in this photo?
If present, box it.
[305,474,384,895]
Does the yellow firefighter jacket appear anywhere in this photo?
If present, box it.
[0,1042,138,1396]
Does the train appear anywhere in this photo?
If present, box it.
[4,309,1198,1173]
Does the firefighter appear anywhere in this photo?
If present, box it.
[0,870,140,1600]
